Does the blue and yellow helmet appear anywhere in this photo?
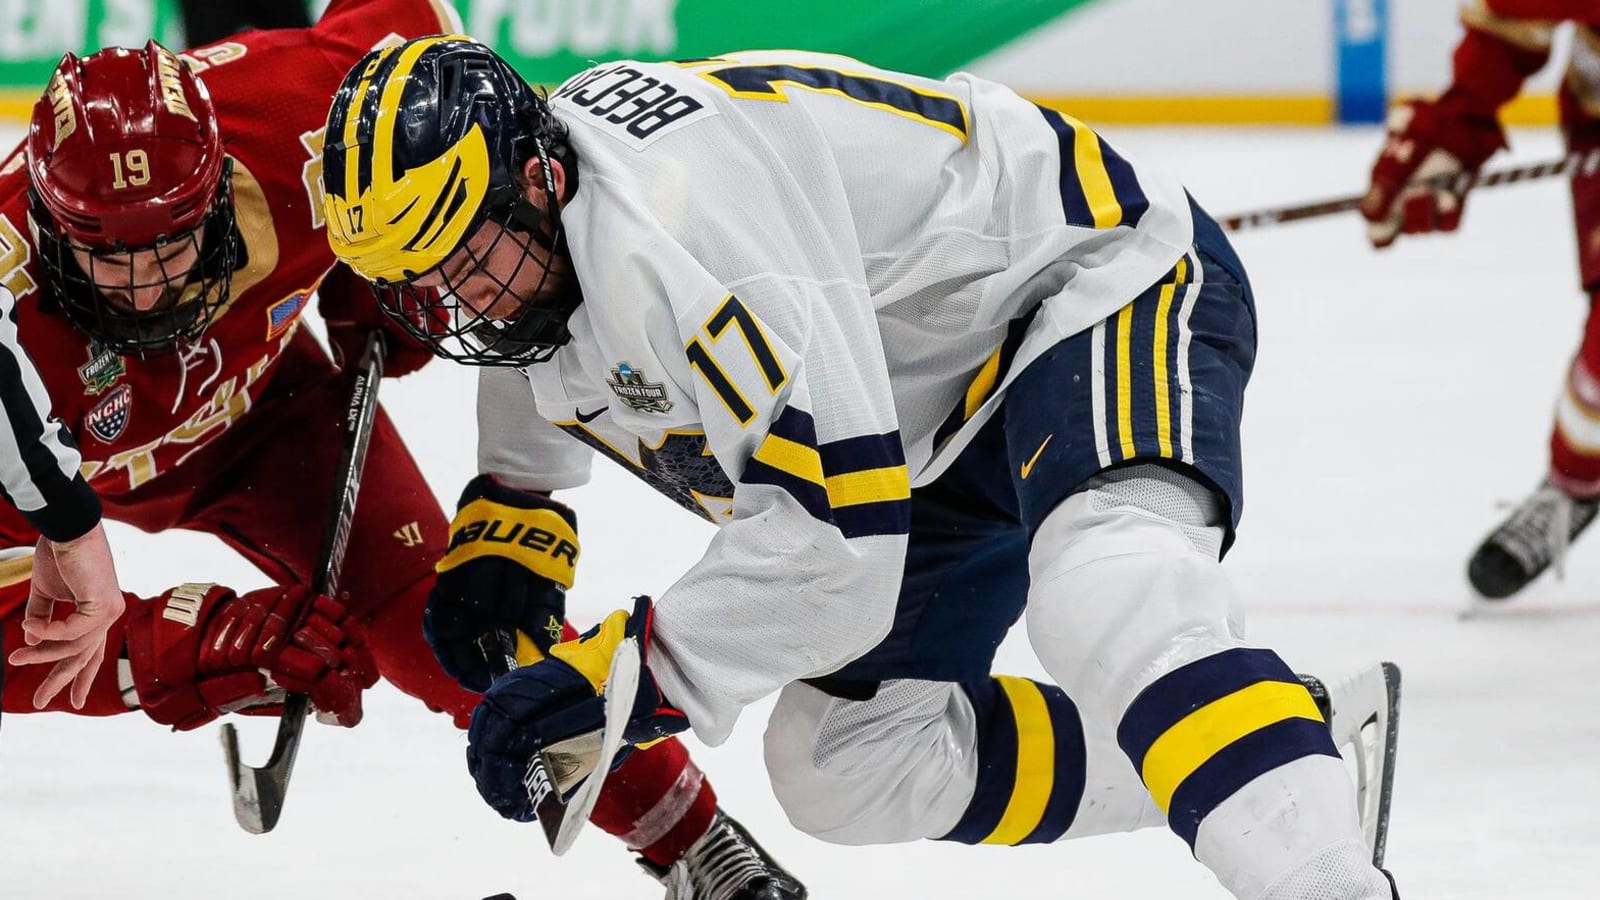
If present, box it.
[321,36,578,365]
[321,34,555,283]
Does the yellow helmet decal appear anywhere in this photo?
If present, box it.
[323,34,490,283]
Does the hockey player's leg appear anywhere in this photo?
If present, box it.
[1025,466,1390,900]
[588,736,716,868]
[764,677,1154,846]
[1465,75,1600,601]
[765,679,978,843]
[936,677,1164,845]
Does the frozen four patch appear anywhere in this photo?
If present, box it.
[608,362,673,413]
[77,341,125,395]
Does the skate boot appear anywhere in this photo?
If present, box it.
[1467,480,1600,600]
[640,809,807,900]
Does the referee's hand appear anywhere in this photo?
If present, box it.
[7,522,125,709]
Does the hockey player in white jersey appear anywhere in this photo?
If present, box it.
[322,37,1401,899]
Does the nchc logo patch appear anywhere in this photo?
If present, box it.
[608,362,673,413]
[266,291,310,340]
[84,382,132,443]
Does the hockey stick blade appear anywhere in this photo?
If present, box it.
[222,333,385,833]
[1323,662,1402,867]
[522,750,571,849]
[549,636,642,856]
[220,694,309,834]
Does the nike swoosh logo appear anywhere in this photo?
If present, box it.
[575,406,606,424]
[1020,434,1053,479]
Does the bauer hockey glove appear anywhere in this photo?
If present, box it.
[1361,98,1506,248]
[125,583,378,731]
[466,596,687,822]
[426,474,578,693]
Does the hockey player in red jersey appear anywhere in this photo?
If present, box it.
[1362,0,1600,600]
[0,4,806,896]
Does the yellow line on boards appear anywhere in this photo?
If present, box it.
[1030,93,1561,127]
[0,89,1564,127]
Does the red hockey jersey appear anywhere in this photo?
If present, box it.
[0,0,459,613]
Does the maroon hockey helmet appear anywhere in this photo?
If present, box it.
[25,41,239,354]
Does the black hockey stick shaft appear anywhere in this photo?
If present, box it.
[1218,148,1600,232]
[220,331,386,834]
[476,630,572,850]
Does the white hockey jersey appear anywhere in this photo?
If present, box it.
[477,50,1196,743]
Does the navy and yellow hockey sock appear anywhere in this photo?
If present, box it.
[939,676,1086,845]
[1116,647,1340,848]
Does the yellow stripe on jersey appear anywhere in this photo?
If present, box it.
[965,346,1003,421]
[751,432,910,509]
[1140,680,1325,813]
[824,465,912,509]
[751,432,826,486]
[0,549,33,588]
[1058,112,1123,229]
[981,676,1057,845]
[743,407,912,539]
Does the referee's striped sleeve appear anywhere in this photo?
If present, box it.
[0,286,100,541]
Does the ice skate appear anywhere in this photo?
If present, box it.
[640,810,808,900]
[1468,481,1600,600]
[1301,663,1402,866]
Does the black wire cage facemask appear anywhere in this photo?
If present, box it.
[374,138,583,368]
[29,159,241,356]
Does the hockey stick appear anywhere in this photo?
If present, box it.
[220,330,386,834]
[1218,148,1600,233]
[550,635,640,855]
[476,630,642,855]
[477,630,571,850]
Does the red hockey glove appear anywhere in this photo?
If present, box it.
[125,583,378,731]
[319,264,434,377]
[1361,98,1507,248]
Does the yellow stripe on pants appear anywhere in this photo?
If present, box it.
[982,676,1057,845]
[1116,303,1136,460]
[1153,258,1188,458]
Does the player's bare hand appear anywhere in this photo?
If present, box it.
[6,523,125,709]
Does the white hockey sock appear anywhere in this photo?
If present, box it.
[1254,838,1392,900]
[1194,755,1389,900]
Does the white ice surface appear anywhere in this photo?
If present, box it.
[2,126,1597,899]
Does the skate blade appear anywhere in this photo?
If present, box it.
[1323,662,1401,868]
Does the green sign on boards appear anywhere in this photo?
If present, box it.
[0,0,1087,102]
